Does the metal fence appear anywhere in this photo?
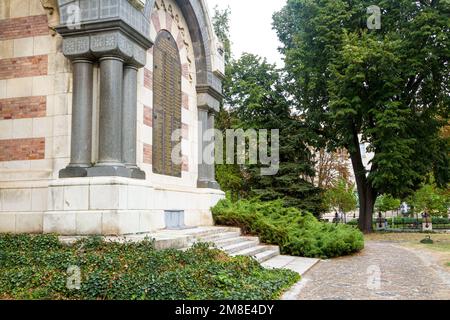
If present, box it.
[346,217,450,231]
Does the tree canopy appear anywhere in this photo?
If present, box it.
[375,194,401,214]
[223,53,325,214]
[408,179,449,216]
[212,6,324,214]
[324,179,358,215]
[273,0,450,232]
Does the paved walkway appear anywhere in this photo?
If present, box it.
[288,241,450,300]
[262,255,319,275]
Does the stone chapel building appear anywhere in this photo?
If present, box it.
[0,0,225,235]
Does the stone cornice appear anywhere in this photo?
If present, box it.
[61,30,148,67]
[56,19,153,50]
[196,84,223,101]
[196,85,223,113]
[57,0,152,42]
[55,0,153,66]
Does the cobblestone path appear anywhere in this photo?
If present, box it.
[296,241,450,300]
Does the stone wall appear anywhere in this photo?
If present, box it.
[0,0,73,233]
[137,0,198,187]
[0,0,71,180]
[0,0,225,235]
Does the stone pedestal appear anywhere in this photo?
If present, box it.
[43,177,225,235]
[375,219,387,231]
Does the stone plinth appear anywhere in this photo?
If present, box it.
[43,177,224,235]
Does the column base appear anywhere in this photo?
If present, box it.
[87,165,131,178]
[127,166,146,180]
[87,165,146,180]
[59,166,90,178]
[197,180,221,190]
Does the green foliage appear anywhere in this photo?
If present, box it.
[408,181,449,217]
[212,197,364,259]
[220,53,325,215]
[0,234,299,300]
[212,6,248,201]
[324,179,358,214]
[211,6,232,65]
[212,7,325,215]
[273,0,450,231]
[375,195,401,213]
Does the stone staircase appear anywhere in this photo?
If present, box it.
[183,226,281,263]
[59,226,320,275]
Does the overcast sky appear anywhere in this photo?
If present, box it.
[206,0,287,67]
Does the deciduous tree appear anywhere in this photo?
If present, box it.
[273,0,450,232]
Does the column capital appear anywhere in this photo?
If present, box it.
[62,31,148,68]
[124,64,139,71]
[72,58,94,64]
[99,55,125,63]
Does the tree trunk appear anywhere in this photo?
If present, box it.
[349,132,377,233]
[358,186,376,233]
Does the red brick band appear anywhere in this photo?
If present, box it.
[143,105,152,127]
[182,63,189,79]
[0,96,46,120]
[143,143,152,164]
[182,93,189,110]
[144,68,153,90]
[0,55,48,80]
[0,138,45,161]
[0,15,49,41]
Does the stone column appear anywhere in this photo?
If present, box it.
[59,59,94,178]
[197,107,210,188]
[88,56,128,177]
[197,107,220,189]
[207,111,220,189]
[122,64,145,179]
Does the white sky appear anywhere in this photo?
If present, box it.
[206,0,287,67]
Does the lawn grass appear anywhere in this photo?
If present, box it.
[0,234,300,300]
[366,232,450,269]
[365,232,450,243]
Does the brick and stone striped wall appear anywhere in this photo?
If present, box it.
[0,0,72,180]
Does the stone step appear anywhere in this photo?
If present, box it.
[163,226,282,265]
[254,247,281,263]
[196,231,242,243]
[214,236,259,247]
[231,245,272,258]
[219,238,260,254]
[181,226,241,238]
